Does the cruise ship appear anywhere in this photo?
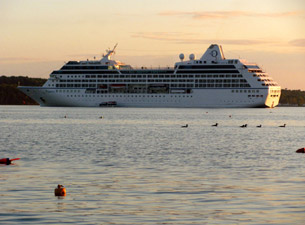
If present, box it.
[18,44,281,108]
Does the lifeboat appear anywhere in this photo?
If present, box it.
[110,84,126,88]
[98,84,108,89]
[99,101,117,107]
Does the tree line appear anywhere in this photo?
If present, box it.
[0,76,46,105]
[280,89,305,106]
[0,75,304,106]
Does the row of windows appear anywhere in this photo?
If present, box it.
[248,95,264,98]
[270,89,280,93]
[55,89,264,94]
[262,83,278,86]
[253,74,268,78]
[59,94,270,100]
[52,70,119,75]
[57,84,96,88]
[232,89,260,93]
[196,79,247,83]
[61,66,108,70]
[248,69,263,73]
[58,78,248,83]
[120,70,173,74]
[56,83,251,88]
[178,65,236,69]
[57,74,244,79]
[176,69,239,74]
[54,89,275,99]
[65,94,194,98]
[195,84,250,88]
[63,62,238,69]
[258,78,273,82]
[57,89,80,93]
[231,89,267,98]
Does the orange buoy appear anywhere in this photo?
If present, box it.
[296,148,305,153]
[54,184,66,196]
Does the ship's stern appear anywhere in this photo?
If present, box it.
[265,87,281,108]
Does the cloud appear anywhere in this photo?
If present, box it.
[289,39,305,47]
[132,32,277,46]
[159,10,302,19]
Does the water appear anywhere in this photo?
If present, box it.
[0,106,305,224]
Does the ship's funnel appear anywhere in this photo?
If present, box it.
[200,44,225,61]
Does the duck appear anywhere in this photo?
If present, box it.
[212,123,218,127]
[256,125,262,128]
[279,124,286,128]
[181,124,188,128]
[296,148,305,153]
[54,184,66,196]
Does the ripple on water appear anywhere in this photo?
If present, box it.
[1,106,305,224]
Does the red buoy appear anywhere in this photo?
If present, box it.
[0,158,20,165]
[296,148,305,153]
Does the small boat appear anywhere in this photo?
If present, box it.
[212,123,218,127]
[99,101,117,107]
[240,124,247,128]
[181,124,188,128]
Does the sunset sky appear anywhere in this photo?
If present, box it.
[1,0,304,89]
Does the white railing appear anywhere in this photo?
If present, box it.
[119,66,174,70]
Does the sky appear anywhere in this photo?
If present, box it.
[1,0,305,90]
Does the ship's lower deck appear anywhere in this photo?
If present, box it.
[18,86,280,108]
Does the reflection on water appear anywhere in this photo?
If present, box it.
[0,106,305,224]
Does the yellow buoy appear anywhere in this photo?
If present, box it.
[54,184,66,196]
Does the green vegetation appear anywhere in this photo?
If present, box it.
[280,89,305,106]
[0,76,46,105]
[0,76,305,106]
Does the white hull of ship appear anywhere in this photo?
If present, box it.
[18,87,280,108]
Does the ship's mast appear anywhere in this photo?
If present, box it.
[103,43,118,60]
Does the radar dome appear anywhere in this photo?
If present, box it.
[189,54,195,60]
[179,53,184,61]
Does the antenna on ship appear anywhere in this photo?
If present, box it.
[108,43,118,56]
[100,43,118,62]
[112,43,118,54]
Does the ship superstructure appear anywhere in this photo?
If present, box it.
[18,44,281,108]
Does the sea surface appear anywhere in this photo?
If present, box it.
[0,106,305,224]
